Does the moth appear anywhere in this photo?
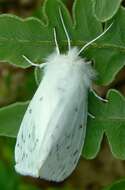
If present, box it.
[15,8,112,182]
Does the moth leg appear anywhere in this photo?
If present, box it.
[91,89,108,102]
[22,55,46,69]
[88,112,95,119]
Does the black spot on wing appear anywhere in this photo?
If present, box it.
[21,133,25,143]
[57,87,65,92]
[66,134,71,138]
[22,152,26,160]
[39,96,43,101]
[66,145,70,150]
[73,150,78,156]
[55,144,61,161]
[56,144,59,152]
[75,107,78,112]
[17,143,19,147]
[73,158,78,165]
[29,109,32,114]
[49,150,52,156]
[79,124,83,129]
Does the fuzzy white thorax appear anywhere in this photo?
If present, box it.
[44,47,96,89]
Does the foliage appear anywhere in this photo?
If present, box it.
[92,0,122,22]
[103,179,125,190]
[0,1,125,188]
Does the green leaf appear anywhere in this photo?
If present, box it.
[83,89,125,159]
[0,0,124,84]
[0,102,28,138]
[0,160,20,190]
[92,0,122,22]
[0,0,73,68]
[88,6,125,85]
[103,179,125,190]
[18,184,40,190]
[0,14,53,68]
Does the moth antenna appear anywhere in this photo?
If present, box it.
[22,55,46,68]
[78,22,113,55]
[59,8,71,51]
[53,28,60,55]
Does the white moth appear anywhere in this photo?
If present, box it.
[15,9,112,182]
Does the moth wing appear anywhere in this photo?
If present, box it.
[15,72,88,182]
[39,86,88,182]
[15,79,64,177]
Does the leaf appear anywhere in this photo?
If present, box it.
[0,14,53,68]
[87,6,125,85]
[0,0,124,84]
[103,179,125,190]
[0,102,28,138]
[92,0,122,22]
[17,69,37,102]
[0,160,20,189]
[83,89,125,160]
[18,184,40,190]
